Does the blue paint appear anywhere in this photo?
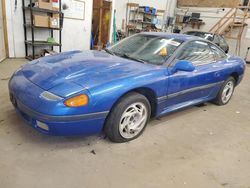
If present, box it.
[9,33,246,136]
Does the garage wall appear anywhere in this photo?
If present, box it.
[5,0,176,58]
[180,7,250,59]
[5,0,93,58]
[62,1,93,52]
[114,0,177,31]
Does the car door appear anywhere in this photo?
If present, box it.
[164,40,225,109]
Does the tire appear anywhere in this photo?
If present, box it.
[104,92,151,143]
[213,77,236,106]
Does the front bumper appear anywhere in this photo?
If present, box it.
[12,97,108,136]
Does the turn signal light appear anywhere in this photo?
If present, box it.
[64,94,89,107]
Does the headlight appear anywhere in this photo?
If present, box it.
[64,94,89,107]
[40,91,63,101]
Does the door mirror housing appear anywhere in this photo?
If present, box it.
[172,60,195,73]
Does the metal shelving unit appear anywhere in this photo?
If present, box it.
[126,4,159,36]
[22,0,62,60]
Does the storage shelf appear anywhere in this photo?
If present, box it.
[129,20,152,25]
[25,40,61,46]
[128,28,142,31]
[24,24,62,30]
[130,10,158,16]
[126,4,162,36]
[22,0,62,60]
[23,6,61,14]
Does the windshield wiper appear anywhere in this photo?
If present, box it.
[121,53,147,64]
[104,48,115,56]
[105,50,147,64]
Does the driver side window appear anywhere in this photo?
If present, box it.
[210,44,227,61]
[176,41,215,66]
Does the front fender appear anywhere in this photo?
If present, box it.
[88,69,168,112]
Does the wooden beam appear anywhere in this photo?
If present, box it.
[97,0,103,48]
[237,6,250,9]
[127,3,139,8]
[177,0,241,8]
[1,0,9,57]
[209,8,234,33]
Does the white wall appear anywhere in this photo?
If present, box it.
[5,0,93,58]
[5,0,177,58]
[62,0,93,52]
[7,1,249,60]
[114,0,177,31]
[179,7,250,59]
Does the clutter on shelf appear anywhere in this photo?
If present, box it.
[126,3,165,36]
[22,0,63,60]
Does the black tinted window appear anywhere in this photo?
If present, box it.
[210,44,227,60]
[176,41,215,66]
[213,35,220,44]
[185,32,214,41]
[218,36,227,46]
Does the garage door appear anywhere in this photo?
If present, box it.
[0,0,6,62]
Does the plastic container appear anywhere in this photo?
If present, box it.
[140,6,150,13]
[151,8,156,15]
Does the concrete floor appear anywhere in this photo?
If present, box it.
[0,58,250,188]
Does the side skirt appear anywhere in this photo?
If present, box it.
[156,97,214,118]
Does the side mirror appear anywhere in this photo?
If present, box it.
[172,60,195,73]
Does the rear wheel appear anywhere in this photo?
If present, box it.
[213,77,235,105]
[104,92,151,143]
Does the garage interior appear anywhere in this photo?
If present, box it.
[0,0,250,187]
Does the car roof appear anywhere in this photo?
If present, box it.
[140,32,200,42]
[184,30,215,35]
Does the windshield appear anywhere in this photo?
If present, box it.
[108,34,183,65]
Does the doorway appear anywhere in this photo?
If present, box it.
[91,0,112,50]
[0,0,6,62]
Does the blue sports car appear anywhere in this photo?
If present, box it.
[9,33,246,142]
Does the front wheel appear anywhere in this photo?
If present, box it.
[104,92,151,143]
[213,77,235,105]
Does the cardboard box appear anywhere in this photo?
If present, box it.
[37,0,53,10]
[52,0,59,11]
[52,7,59,11]
[33,15,49,27]
[49,16,60,28]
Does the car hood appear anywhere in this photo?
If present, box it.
[21,50,155,91]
